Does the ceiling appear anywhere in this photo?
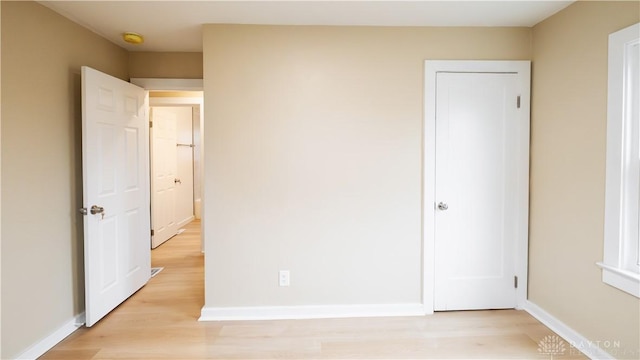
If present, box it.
[39,1,574,52]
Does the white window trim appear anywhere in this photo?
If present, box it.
[598,22,640,298]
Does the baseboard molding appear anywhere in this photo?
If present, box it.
[523,300,614,360]
[194,198,202,219]
[15,313,85,360]
[177,215,195,230]
[199,303,425,321]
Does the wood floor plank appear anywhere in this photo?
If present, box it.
[39,220,587,359]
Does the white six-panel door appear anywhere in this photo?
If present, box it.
[81,66,150,327]
[424,61,531,313]
[150,107,179,248]
[175,107,195,228]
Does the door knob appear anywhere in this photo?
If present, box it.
[90,205,104,214]
[437,202,448,211]
[174,178,182,184]
[90,205,105,219]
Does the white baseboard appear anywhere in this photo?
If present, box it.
[15,313,85,360]
[523,300,614,360]
[199,303,425,321]
[194,198,202,219]
[177,215,195,229]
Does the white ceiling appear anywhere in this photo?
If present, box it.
[39,1,574,52]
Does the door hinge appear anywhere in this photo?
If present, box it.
[151,229,155,236]
[514,276,518,288]
[149,121,153,128]
[516,96,521,109]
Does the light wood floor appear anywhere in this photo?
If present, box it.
[41,220,586,359]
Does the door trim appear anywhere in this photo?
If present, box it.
[423,60,531,314]
[131,78,203,91]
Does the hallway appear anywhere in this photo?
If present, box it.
[40,220,585,359]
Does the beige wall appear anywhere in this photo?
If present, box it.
[3,1,638,358]
[202,24,531,308]
[530,1,640,357]
[0,2,128,358]
[129,52,203,79]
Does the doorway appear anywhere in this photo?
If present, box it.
[423,61,531,313]
[149,95,202,248]
[130,78,204,251]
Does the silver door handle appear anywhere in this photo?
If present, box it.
[437,202,448,211]
[90,205,105,215]
[90,205,105,219]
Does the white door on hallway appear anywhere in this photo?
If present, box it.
[434,72,519,311]
[175,107,195,228]
[81,66,150,327]
[150,107,178,248]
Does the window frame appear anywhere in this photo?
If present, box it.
[598,22,640,298]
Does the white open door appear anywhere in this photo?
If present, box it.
[175,107,195,228]
[150,107,179,248]
[81,66,150,327]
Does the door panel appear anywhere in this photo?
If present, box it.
[82,66,150,327]
[434,72,518,311]
[151,107,178,248]
[176,107,195,227]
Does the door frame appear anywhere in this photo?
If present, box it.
[423,60,531,314]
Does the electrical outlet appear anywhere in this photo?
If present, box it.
[279,270,290,287]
